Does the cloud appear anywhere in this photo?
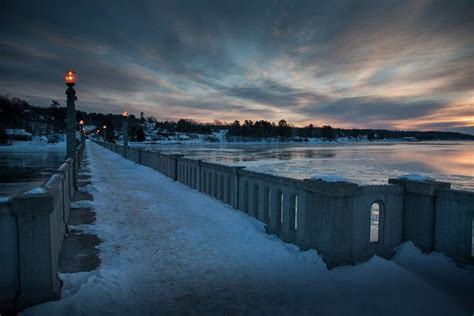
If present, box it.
[0,0,472,133]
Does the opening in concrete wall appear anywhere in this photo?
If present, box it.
[207,172,212,194]
[226,176,231,203]
[203,170,207,192]
[219,174,224,200]
[294,195,298,230]
[264,186,270,222]
[244,181,249,212]
[194,168,197,188]
[370,202,383,243]
[280,191,284,224]
[267,187,272,220]
[253,184,259,215]
[213,173,218,197]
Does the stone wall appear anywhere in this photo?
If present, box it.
[97,142,474,268]
[0,142,84,314]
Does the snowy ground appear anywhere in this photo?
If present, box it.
[24,141,474,315]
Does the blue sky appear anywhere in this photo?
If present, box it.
[0,0,472,133]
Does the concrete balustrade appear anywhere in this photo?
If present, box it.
[389,178,451,252]
[96,142,474,268]
[435,189,474,263]
[0,142,85,313]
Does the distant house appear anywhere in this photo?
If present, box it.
[177,134,191,140]
[5,129,32,141]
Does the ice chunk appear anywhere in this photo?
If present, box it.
[399,174,434,182]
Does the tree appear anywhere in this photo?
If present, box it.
[277,119,292,138]
[140,112,145,124]
[0,128,7,144]
[136,127,145,142]
[228,120,241,136]
[50,100,60,108]
[321,125,335,140]
[303,124,314,139]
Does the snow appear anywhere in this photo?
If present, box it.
[5,128,32,136]
[24,187,46,195]
[71,200,93,209]
[311,174,350,183]
[399,173,434,182]
[0,196,10,203]
[23,141,474,315]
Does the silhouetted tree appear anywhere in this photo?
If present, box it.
[277,119,292,138]
[367,131,375,141]
[321,125,335,140]
[0,128,7,144]
[136,127,145,142]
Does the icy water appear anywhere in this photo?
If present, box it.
[0,150,65,197]
[139,141,474,191]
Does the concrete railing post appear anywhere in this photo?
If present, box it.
[0,199,19,314]
[435,189,474,263]
[11,190,62,309]
[171,155,184,181]
[301,179,358,267]
[389,178,451,253]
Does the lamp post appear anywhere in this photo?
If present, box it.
[102,125,107,143]
[64,70,77,158]
[122,111,129,146]
[79,119,85,142]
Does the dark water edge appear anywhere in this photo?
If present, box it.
[0,150,66,196]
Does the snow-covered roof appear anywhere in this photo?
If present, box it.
[5,129,32,136]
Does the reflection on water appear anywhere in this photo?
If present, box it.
[140,141,474,191]
[0,151,65,196]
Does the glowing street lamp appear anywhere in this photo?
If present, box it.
[64,70,78,86]
[64,69,78,158]
[122,111,129,147]
[102,125,107,142]
[79,119,85,142]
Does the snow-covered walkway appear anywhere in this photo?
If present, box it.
[25,141,474,315]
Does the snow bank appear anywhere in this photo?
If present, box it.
[71,200,93,208]
[24,187,46,195]
[311,173,350,183]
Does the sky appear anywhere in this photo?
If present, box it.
[0,0,473,133]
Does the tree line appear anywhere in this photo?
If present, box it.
[1,95,473,143]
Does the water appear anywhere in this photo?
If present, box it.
[137,141,474,191]
[0,150,66,197]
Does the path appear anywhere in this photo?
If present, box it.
[25,141,474,315]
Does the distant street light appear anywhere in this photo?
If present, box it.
[64,70,78,158]
[103,125,107,142]
[79,119,85,142]
[122,111,129,147]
